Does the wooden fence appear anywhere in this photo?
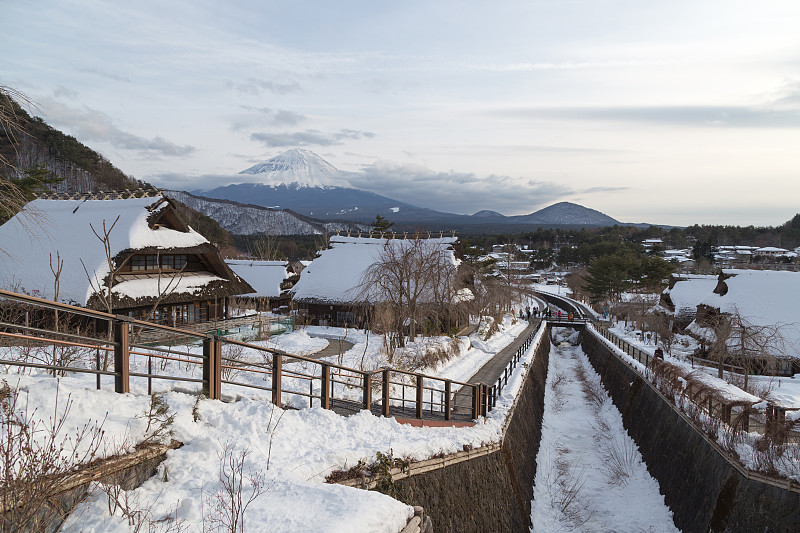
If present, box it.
[0,289,515,424]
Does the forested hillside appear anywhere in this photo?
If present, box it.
[0,94,144,192]
[0,90,234,246]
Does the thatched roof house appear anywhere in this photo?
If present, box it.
[290,235,465,327]
[689,269,800,375]
[0,195,253,325]
[656,273,718,329]
[225,259,296,310]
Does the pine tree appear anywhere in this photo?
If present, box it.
[0,164,63,223]
[370,214,394,233]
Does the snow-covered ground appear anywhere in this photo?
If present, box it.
[531,329,679,532]
[606,321,800,410]
[2,315,542,532]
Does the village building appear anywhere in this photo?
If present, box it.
[290,234,467,329]
[689,269,800,375]
[0,194,254,326]
[655,273,719,329]
[642,238,663,250]
[225,259,296,311]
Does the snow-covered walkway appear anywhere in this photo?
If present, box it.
[531,330,680,532]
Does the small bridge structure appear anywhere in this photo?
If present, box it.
[0,289,540,428]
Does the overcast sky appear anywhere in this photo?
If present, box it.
[5,0,800,226]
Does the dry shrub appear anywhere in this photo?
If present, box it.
[220,343,248,381]
[544,454,591,528]
[598,435,639,486]
[203,441,271,533]
[0,380,106,532]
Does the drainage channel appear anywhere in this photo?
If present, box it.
[530,328,679,532]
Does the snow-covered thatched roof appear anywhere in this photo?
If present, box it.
[659,274,718,319]
[290,235,459,304]
[225,260,290,298]
[692,269,800,356]
[0,197,249,308]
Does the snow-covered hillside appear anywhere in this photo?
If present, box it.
[166,190,363,235]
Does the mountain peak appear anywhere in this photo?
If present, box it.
[239,148,343,188]
[515,201,619,226]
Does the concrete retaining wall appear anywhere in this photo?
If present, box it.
[581,330,800,533]
[389,334,551,533]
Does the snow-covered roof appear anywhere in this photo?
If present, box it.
[663,274,718,318]
[0,197,209,306]
[225,260,289,298]
[290,235,459,304]
[699,269,800,355]
[754,247,790,254]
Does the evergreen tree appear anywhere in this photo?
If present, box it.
[581,253,637,303]
[370,214,394,233]
[0,164,63,223]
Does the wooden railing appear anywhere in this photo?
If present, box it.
[483,323,543,414]
[0,289,486,423]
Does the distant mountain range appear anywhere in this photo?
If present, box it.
[192,149,622,231]
[165,190,365,236]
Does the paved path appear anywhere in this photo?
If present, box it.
[450,320,542,416]
[305,336,355,360]
[465,320,541,385]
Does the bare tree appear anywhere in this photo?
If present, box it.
[703,306,796,380]
[0,381,106,532]
[80,216,120,371]
[253,220,280,261]
[204,442,269,533]
[356,235,460,353]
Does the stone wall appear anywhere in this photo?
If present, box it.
[581,330,800,533]
[390,334,551,533]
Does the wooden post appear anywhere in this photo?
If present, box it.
[114,319,129,394]
[202,337,221,400]
[481,383,488,417]
[722,404,732,424]
[321,364,331,410]
[362,373,372,410]
[444,380,451,421]
[382,369,390,417]
[472,384,480,420]
[272,353,282,407]
[415,374,424,419]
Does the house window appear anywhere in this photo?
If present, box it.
[336,311,355,325]
[161,254,187,270]
[130,254,187,271]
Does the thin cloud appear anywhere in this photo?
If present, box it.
[231,107,307,131]
[149,172,242,191]
[53,86,78,100]
[250,129,375,148]
[40,99,195,157]
[772,79,800,108]
[582,186,631,194]
[225,77,301,96]
[495,106,800,128]
[345,161,573,215]
[78,67,132,83]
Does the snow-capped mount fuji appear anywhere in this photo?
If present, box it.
[190,149,626,229]
[238,148,340,188]
[193,149,464,224]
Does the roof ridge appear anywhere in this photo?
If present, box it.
[33,188,164,201]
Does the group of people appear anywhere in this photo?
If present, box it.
[517,306,552,321]
[514,306,584,322]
